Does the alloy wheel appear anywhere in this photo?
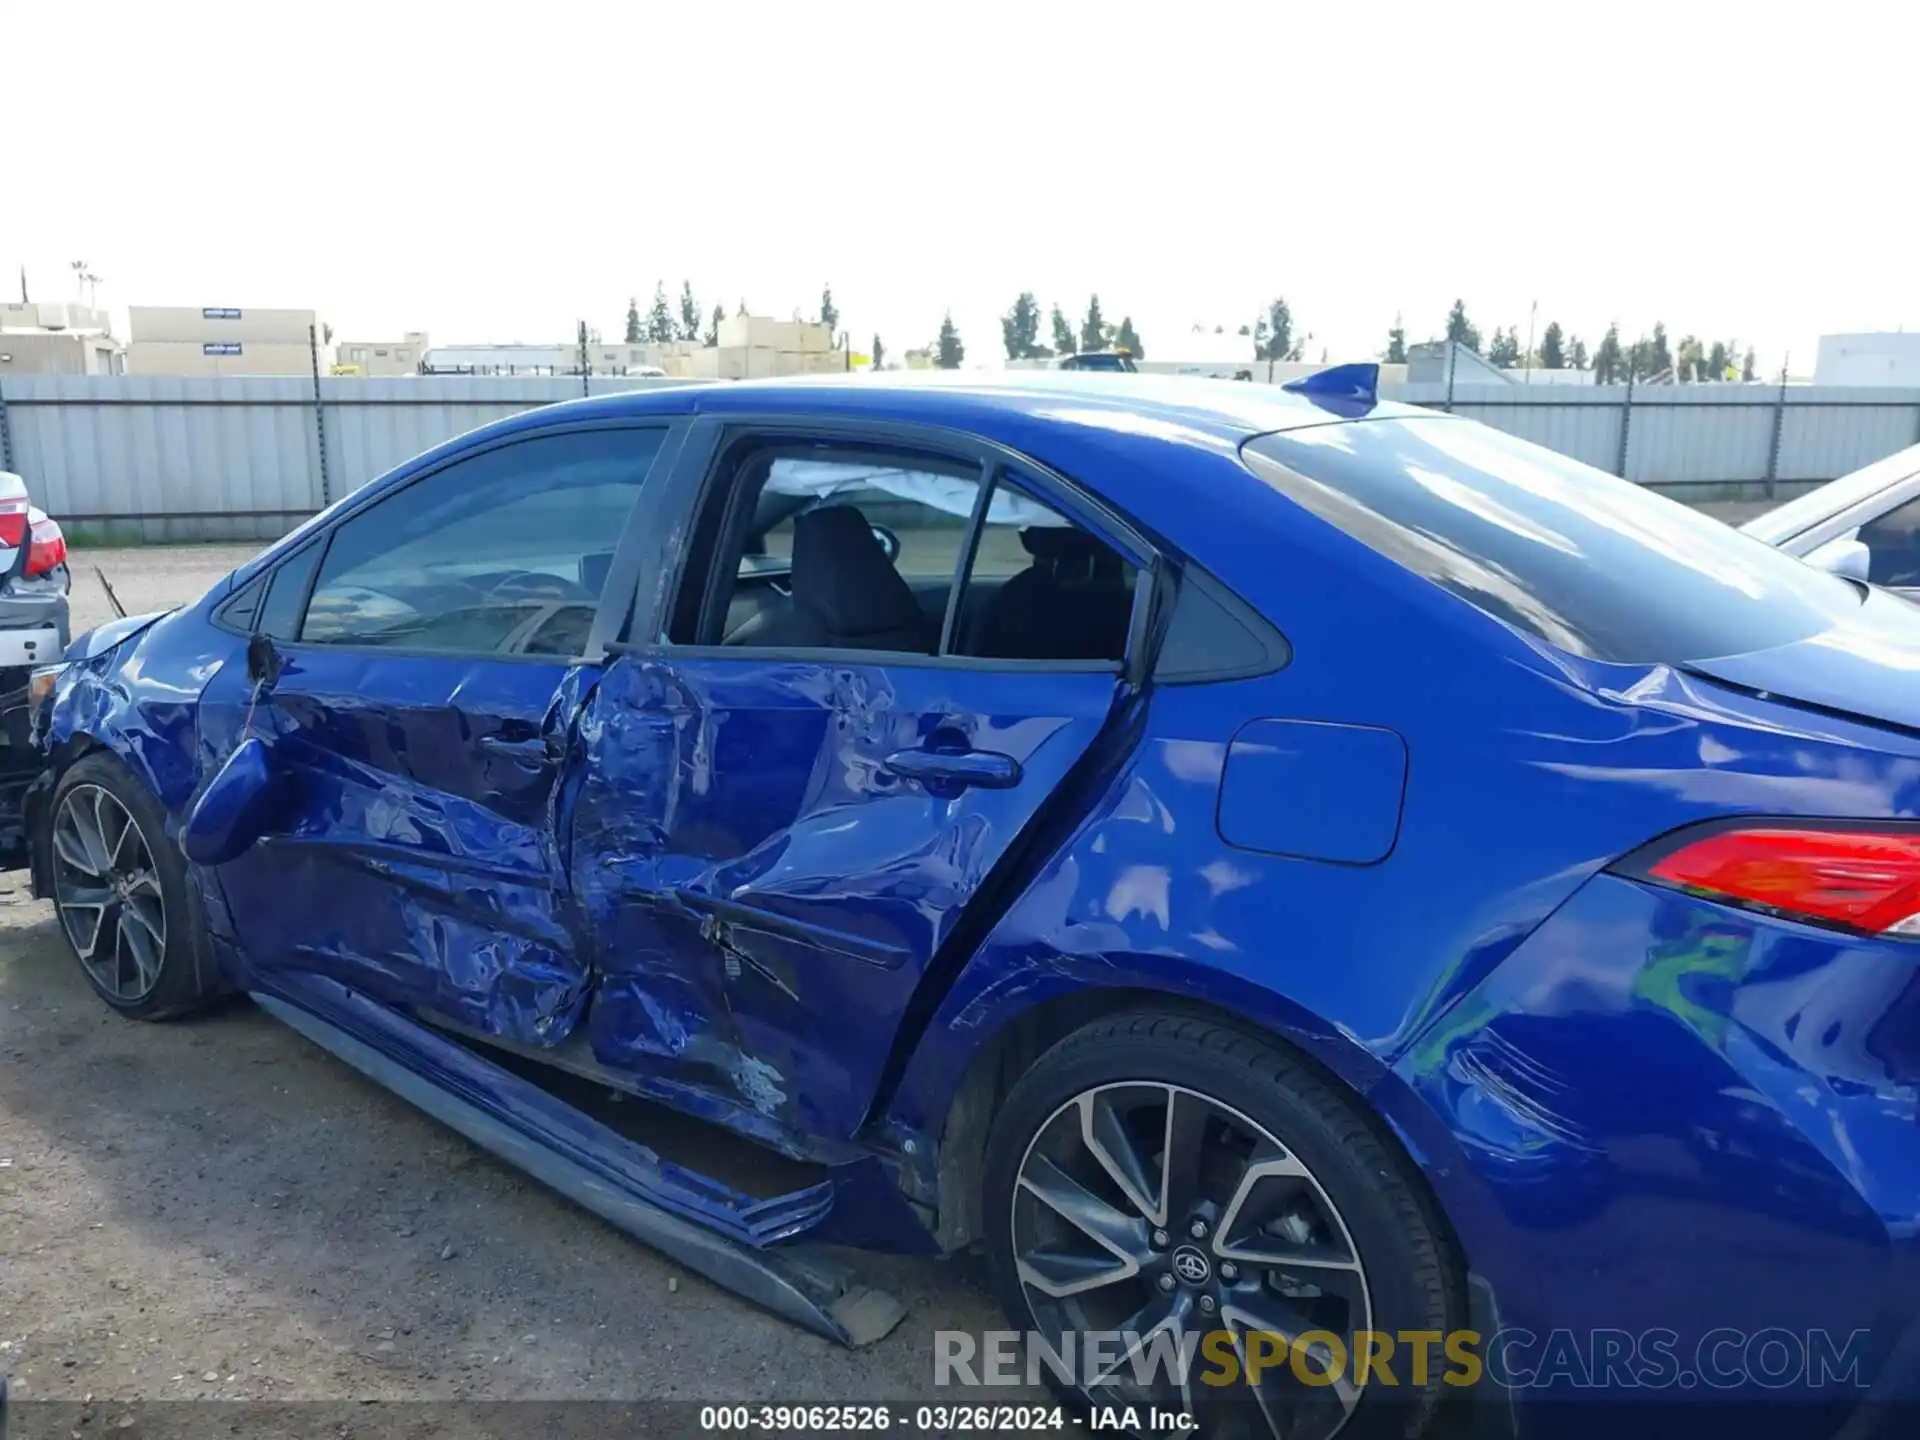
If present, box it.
[51,783,168,1003]
[1012,1082,1372,1439]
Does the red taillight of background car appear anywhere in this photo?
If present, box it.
[0,497,28,550]
[1642,825,1920,936]
[24,515,67,576]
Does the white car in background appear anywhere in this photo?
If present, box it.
[0,470,72,847]
[1742,440,1920,599]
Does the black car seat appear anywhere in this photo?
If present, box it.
[728,505,931,653]
[971,526,1132,661]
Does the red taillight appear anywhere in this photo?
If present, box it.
[0,498,27,550]
[1646,827,1920,936]
[24,516,66,576]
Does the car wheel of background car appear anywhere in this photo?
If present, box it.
[49,753,219,1020]
[981,1010,1463,1440]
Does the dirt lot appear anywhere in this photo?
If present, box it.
[0,545,1005,1423]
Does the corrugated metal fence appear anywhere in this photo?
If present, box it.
[1394,381,1920,493]
[0,375,684,542]
[1,372,1918,542]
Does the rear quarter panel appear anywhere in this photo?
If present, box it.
[885,419,1920,1361]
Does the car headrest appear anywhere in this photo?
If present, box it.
[790,506,924,638]
[1020,525,1123,582]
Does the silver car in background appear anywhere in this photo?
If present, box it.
[1742,440,1920,599]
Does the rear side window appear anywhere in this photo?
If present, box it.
[665,438,1136,665]
[1242,419,1863,664]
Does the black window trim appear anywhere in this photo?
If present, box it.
[242,417,681,666]
[210,568,271,636]
[638,414,1159,677]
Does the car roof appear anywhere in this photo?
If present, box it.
[500,370,1426,450]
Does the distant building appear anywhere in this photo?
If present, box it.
[0,302,123,375]
[663,314,843,380]
[334,331,429,376]
[1815,333,1920,386]
[423,314,845,380]
[422,340,662,376]
[127,306,326,376]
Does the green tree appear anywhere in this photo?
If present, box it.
[1568,335,1590,371]
[1080,294,1109,352]
[1487,326,1521,367]
[820,284,838,333]
[1114,316,1142,359]
[1254,298,1298,362]
[1648,322,1672,377]
[1001,291,1042,360]
[1676,334,1705,381]
[624,296,643,345]
[1539,320,1566,369]
[1593,323,1624,383]
[1050,304,1076,356]
[871,334,885,371]
[935,312,964,369]
[678,282,700,342]
[1742,347,1757,382]
[1445,299,1481,354]
[647,282,676,343]
[705,303,724,347]
[1385,314,1407,364]
[1706,341,1731,380]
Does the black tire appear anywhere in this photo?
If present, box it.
[47,752,220,1020]
[981,1009,1464,1439]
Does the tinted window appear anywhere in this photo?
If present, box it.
[669,442,1135,664]
[214,571,267,632]
[258,544,321,641]
[1242,419,1862,664]
[677,446,981,653]
[954,472,1136,663]
[300,427,661,656]
[1859,494,1920,588]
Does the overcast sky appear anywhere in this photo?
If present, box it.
[8,1,1917,373]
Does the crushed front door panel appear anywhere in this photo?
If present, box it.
[206,649,594,1045]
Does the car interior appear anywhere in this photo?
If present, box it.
[673,446,1137,663]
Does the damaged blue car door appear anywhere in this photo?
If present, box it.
[204,422,670,1045]
[568,419,1148,1139]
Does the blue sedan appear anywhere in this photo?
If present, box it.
[18,370,1920,1438]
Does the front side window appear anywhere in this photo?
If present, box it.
[298,427,662,657]
[1242,418,1863,665]
[667,438,1136,664]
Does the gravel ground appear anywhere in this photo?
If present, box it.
[0,543,1006,1422]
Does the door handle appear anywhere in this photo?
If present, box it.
[882,746,1022,790]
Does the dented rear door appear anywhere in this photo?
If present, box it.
[571,654,1123,1137]
[208,421,673,1045]
[565,415,1146,1140]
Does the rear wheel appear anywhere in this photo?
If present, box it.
[982,1010,1462,1439]
[49,753,219,1019]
